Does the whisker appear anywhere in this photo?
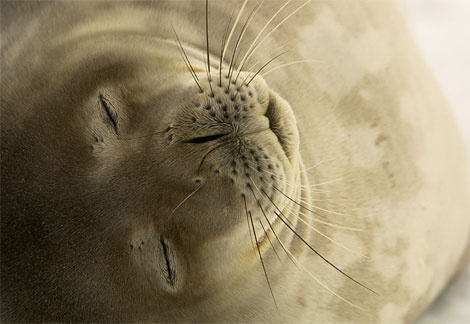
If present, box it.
[307,197,340,202]
[247,181,299,268]
[179,47,199,85]
[235,41,289,85]
[241,69,257,87]
[171,24,203,92]
[205,0,215,97]
[248,181,368,308]
[261,189,377,295]
[303,159,324,172]
[231,0,265,84]
[240,0,311,72]
[246,164,328,193]
[249,209,279,312]
[246,164,290,181]
[203,54,214,95]
[221,0,248,64]
[274,231,366,310]
[262,218,301,272]
[243,194,257,255]
[240,43,291,85]
[238,61,261,86]
[309,177,343,187]
[236,0,293,73]
[171,24,199,80]
[284,208,368,257]
[259,219,282,263]
[242,42,291,76]
[246,61,260,74]
[241,47,292,86]
[301,187,331,193]
[283,205,364,232]
[197,142,228,171]
[205,0,211,79]
[246,51,288,86]
[168,186,201,220]
[273,185,349,216]
[228,1,264,88]
[294,196,350,216]
[245,164,362,230]
[219,10,235,85]
[262,59,323,76]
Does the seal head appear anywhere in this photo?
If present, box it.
[1,12,301,320]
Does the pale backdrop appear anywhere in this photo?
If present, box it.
[404,1,470,323]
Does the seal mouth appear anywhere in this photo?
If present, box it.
[264,90,299,165]
[183,133,230,144]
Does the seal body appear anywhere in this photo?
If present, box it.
[1,1,469,323]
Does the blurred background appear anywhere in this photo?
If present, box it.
[403,1,469,323]
[404,0,469,149]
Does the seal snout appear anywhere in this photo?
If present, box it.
[175,71,298,162]
[163,72,300,228]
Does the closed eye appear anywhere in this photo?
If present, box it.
[99,94,119,134]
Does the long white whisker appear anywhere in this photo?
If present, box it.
[275,232,366,311]
[247,61,260,73]
[242,194,257,255]
[285,209,368,257]
[168,187,201,220]
[309,177,343,187]
[237,0,293,73]
[249,211,280,312]
[262,59,323,76]
[284,205,363,232]
[229,0,265,82]
[293,196,350,216]
[240,0,311,71]
[245,176,301,269]
[259,219,282,262]
[247,170,360,232]
[237,43,290,83]
[221,0,248,64]
[246,50,288,85]
[304,159,324,172]
[273,184,350,216]
[265,191,377,295]
[246,164,331,192]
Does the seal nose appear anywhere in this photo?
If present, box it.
[165,71,298,229]
[177,71,271,142]
[177,71,298,162]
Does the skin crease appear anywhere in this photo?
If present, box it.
[1,1,469,323]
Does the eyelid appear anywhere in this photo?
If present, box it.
[99,94,119,134]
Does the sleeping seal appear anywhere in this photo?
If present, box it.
[1,1,469,323]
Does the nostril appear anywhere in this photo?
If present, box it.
[184,133,228,144]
